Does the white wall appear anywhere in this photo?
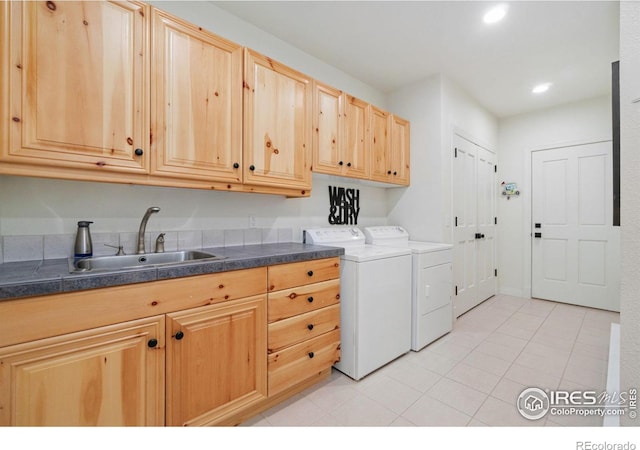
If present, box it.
[386,74,444,241]
[0,174,387,239]
[496,95,612,297]
[0,1,391,253]
[619,0,640,427]
[386,75,498,243]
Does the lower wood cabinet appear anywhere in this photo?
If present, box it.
[267,258,341,397]
[0,260,340,426]
[0,316,165,426]
[165,295,267,426]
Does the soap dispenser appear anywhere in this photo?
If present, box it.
[74,221,94,258]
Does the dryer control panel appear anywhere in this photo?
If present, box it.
[303,227,365,247]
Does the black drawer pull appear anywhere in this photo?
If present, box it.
[308,352,315,359]
[307,296,314,303]
[147,339,158,348]
[307,324,314,331]
[174,331,184,340]
[307,270,314,277]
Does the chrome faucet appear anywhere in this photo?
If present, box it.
[137,207,160,254]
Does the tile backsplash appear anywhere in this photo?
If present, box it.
[0,227,294,263]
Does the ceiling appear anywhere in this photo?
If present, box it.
[212,1,620,118]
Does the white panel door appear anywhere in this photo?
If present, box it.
[477,146,497,301]
[453,136,477,317]
[531,141,620,311]
[452,134,497,317]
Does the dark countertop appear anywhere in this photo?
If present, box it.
[0,243,344,301]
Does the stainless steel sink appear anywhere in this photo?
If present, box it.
[69,250,225,273]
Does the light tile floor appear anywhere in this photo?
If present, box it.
[245,295,619,427]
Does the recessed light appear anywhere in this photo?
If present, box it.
[532,83,552,94]
[483,5,508,24]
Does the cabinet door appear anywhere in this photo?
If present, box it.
[151,9,242,182]
[312,81,343,176]
[390,114,410,185]
[3,1,149,173]
[343,95,370,180]
[166,295,267,426]
[369,106,391,183]
[243,49,312,191]
[0,316,164,426]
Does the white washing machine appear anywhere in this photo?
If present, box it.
[303,227,412,380]
[364,226,453,351]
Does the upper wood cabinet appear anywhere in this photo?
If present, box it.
[343,94,371,179]
[313,81,370,180]
[0,316,164,426]
[0,1,407,193]
[390,114,411,185]
[370,106,410,186]
[150,9,243,183]
[370,106,391,182]
[243,48,312,192]
[2,1,150,173]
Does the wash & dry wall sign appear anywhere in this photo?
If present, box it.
[328,186,360,225]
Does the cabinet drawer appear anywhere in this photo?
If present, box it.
[268,329,340,396]
[268,257,340,291]
[268,279,340,322]
[268,304,340,353]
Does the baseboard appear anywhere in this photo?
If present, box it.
[498,287,526,297]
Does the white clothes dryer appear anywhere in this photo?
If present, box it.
[364,226,453,351]
[303,227,411,380]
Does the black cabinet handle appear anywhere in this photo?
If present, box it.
[147,339,158,348]
[475,233,482,239]
[249,165,255,171]
[174,331,184,340]
[233,162,239,169]
[307,270,313,277]
[347,162,352,167]
[338,161,344,166]
[393,171,397,176]
[307,324,314,331]
[481,234,485,239]
[307,296,314,303]
[308,352,315,359]
[387,170,392,175]
[534,232,542,238]
[134,148,144,156]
